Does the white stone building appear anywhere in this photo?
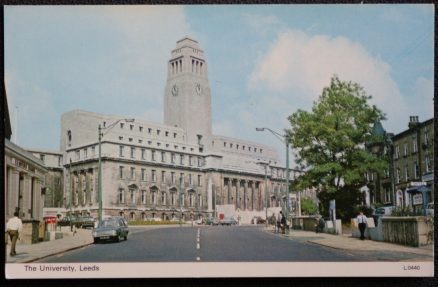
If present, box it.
[60,37,303,223]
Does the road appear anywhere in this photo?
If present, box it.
[37,225,427,263]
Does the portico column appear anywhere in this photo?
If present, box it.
[7,169,20,218]
[243,180,248,210]
[227,178,232,204]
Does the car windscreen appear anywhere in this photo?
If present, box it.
[375,208,385,215]
[100,219,119,227]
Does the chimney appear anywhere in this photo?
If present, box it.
[408,116,419,129]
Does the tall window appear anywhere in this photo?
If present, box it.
[403,143,408,157]
[189,156,193,166]
[425,156,431,172]
[197,175,202,186]
[130,167,135,180]
[58,156,62,167]
[180,173,184,185]
[198,194,202,207]
[141,148,145,160]
[161,152,166,162]
[161,192,166,205]
[151,190,156,205]
[189,174,193,185]
[180,155,184,165]
[424,131,429,145]
[171,192,176,205]
[119,146,124,157]
[76,150,80,160]
[414,162,419,179]
[198,157,203,167]
[141,190,146,204]
[171,153,175,163]
[396,168,400,184]
[412,138,417,153]
[118,188,125,204]
[161,171,166,183]
[119,166,124,179]
[131,147,135,159]
[141,169,146,181]
[405,165,409,181]
[130,188,135,204]
[152,170,156,182]
[152,150,156,161]
[171,172,175,184]
[394,146,400,159]
[84,148,88,158]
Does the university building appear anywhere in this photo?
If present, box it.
[59,37,303,223]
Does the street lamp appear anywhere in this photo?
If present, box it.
[98,118,135,223]
[257,160,271,228]
[256,127,291,231]
[69,158,73,232]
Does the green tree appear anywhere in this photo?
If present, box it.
[287,76,387,222]
[301,197,318,215]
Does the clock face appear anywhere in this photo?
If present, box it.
[171,84,178,96]
[195,83,202,96]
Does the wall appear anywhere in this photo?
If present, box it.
[382,216,432,247]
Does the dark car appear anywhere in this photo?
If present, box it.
[206,217,219,226]
[57,215,79,227]
[92,216,129,243]
[78,216,96,229]
[219,217,237,226]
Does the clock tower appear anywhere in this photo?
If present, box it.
[164,37,212,150]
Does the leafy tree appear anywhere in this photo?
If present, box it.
[301,197,318,215]
[287,76,387,222]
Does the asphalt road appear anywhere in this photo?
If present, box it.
[38,225,369,263]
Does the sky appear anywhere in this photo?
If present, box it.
[4,4,434,166]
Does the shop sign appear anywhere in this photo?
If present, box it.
[412,194,423,205]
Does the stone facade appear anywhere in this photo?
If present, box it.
[4,139,47,222]
[392,117,434,207]
[26,149,64,208]
[58,37,307,222]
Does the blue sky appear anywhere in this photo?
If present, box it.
[5,5,434,165]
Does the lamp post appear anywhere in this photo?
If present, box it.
[97,118,134,223]
[256,127,291,231]
[69,158,73,232]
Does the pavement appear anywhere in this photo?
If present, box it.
[5,225,434,263]
[265,226,434,259]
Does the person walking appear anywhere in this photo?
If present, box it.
[276,211,282,233]
[6,212,23,256]
[357,211,367,240]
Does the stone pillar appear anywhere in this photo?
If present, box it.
[7,169,20,218]
[227,178,232,204]
[22,175,32,219]
[243,180,248,210]
[33,179,43,220]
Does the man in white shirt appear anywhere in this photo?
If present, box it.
[6,212,23,256]
[357,211,367,240]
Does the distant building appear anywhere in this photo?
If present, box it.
[26,149,64,208]
[364,116,434,209]
[59,37,304,223]
[392,116,434,208]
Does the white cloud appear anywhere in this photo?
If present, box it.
[248,29,410,134]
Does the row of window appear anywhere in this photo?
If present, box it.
[116,122,179,139]
[119,166,203,186]
[119,146,204,167]
[221,141,264,154]
[117,188,202,207]
[394,156,432,184]
[394,131,431,160]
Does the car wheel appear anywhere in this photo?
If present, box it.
[93,238,99,244]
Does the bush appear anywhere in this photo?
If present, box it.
[390,206,423,217]
[128,220,183,226]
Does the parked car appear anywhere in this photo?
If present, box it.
[206,217,219,226]
[426,202,434,216]
[92,216,129,243]
[219,217,237,226]
[78,216,97,229]
[57,215,79,227]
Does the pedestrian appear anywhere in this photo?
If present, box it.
[276,211,282,233]
[6,212,23,257]
[280,212,287,234]
[357,211,367,240]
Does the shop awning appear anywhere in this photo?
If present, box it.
[406,185,430,194]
